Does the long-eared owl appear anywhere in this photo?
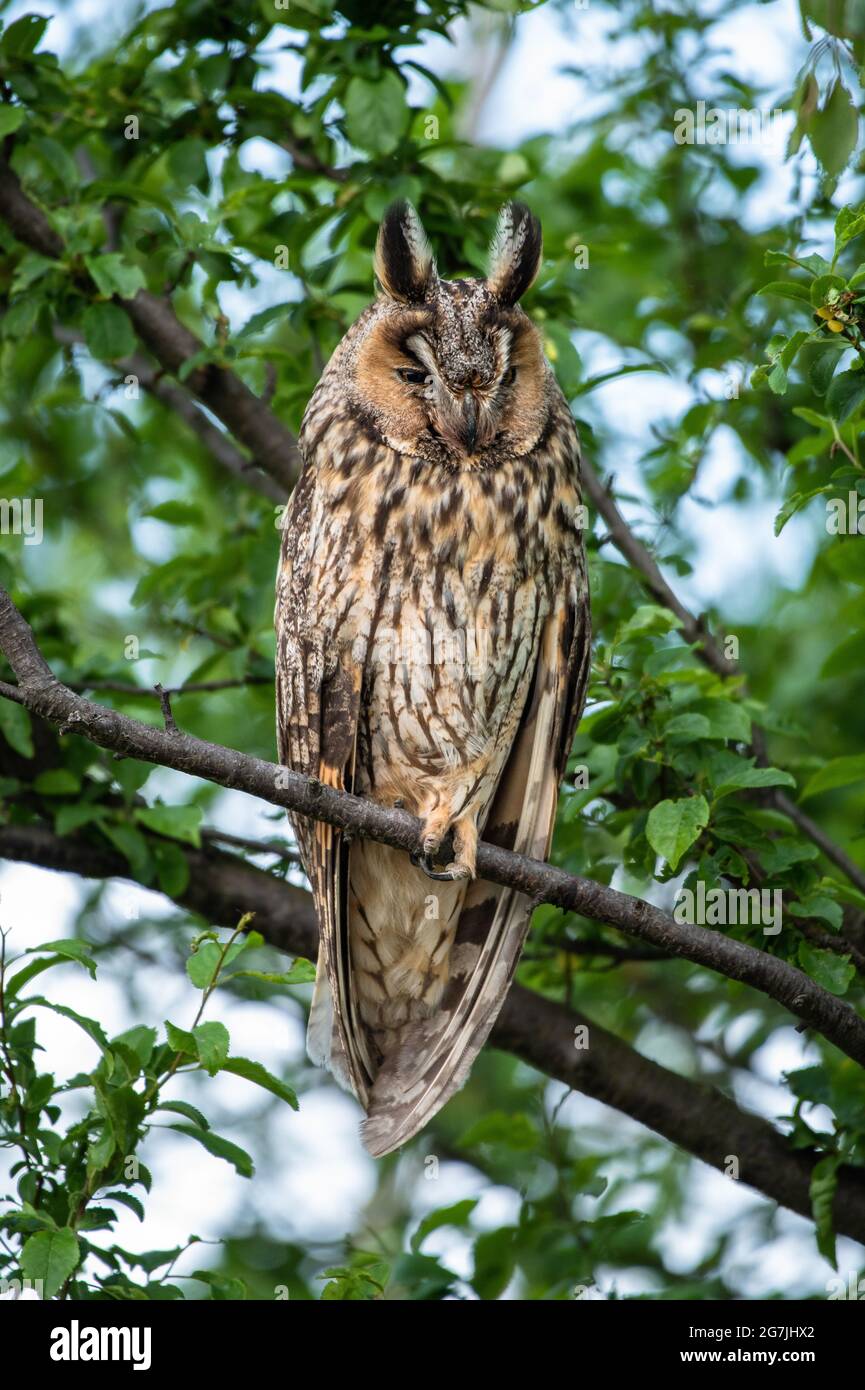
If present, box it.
[275,201,590,1156]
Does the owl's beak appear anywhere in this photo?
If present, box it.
[459,393,478,453]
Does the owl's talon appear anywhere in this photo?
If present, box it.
[410,847,444,879]
[410,848,472,882]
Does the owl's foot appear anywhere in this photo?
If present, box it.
[410,817,477,882]
[410,846,464,881]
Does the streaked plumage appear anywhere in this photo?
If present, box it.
[275,201,590,1156]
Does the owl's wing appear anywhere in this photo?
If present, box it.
[362,558,591,1156]
[275,465,377,1106]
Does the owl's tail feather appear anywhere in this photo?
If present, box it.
[360,1017,460,1159]
[358,886,531,1158]
[306,945,356,1095]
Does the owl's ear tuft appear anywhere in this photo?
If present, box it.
[374,201,436,302]
[486,202,542,305]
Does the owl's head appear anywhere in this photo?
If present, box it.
[337,201,555,467]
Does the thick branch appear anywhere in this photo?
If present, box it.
[0,158,298,492]
[2,586,865,1072]
[3,819,865,1244]
[53,327,284,504]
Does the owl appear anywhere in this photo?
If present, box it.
[275,201,590,1156]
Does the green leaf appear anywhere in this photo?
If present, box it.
[810,273,847,308]
[1,14,49,56]
[21,1227,79,1298]
[616,605,682,642]
[143,500,204,526]
[802,754,865,800]
[774,486,833,536]
[411,1199,478,1253]
[712,763,796,799]
[84,253,146,299]
[168,1124,254,1177]
[764,249,828,275]
[100,821,153,883]
[134,802,202,847]
[767,361,788,394]
[826,369,865,423]
[390,1251,457,1300]
[33,768,81,795]
[835,205,865,253]
[571,362,666,397]
[151,840,190,897]
[343,71,408,155]
[0,106,26,137]
[0,701,34,758]
[810,1153,840,1267]
[165,1020,197,1056]
[152,1099,210,1130]
[185,937,247,990]
[471,1227,518,1301]
[222,1056,299,1108]
[822,632,865,678]
[95,1082,146,1154]
[810,82,859,178]
[189,1269,247,1300]
[22,938,98,979]
[192,1021,230,1075]
[790,895,846,935]
[5,955,76,997]
[807,341,846,395]
[168,136,209,187]
[24,999,111,1054]
[793,405,833,429]
[664,713,712,743]
[646,796,710,871]
[688,699,752,743]
[82,302,136,361]
[103,1190,145,1222]
[319,1258,389,1300]
[55,804,106,835]
[229,958,316,986]
[757,281,813,303]
[112,1024,157,1067]
[459,1111,540,1151]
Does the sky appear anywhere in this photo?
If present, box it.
[0,0,857,1298]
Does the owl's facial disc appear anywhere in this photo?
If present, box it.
[400,318,516,455]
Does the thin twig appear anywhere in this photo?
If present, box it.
[154,683,178,733]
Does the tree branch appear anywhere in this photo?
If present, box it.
[0,158,298,493]
[3,818,865,1243]
[2,584,865,1072]
[52,326,285,504]
[70,676,273,699]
